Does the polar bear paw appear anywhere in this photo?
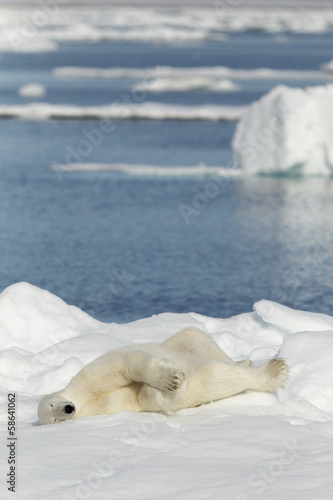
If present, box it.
[151,358,186,393]
[237,359,253,367]
[264,358,288,391]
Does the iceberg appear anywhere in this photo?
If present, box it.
[3,282,333,498]
[232,84,333,176]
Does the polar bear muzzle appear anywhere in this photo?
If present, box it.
[53,401,76,421]
[64,404,75,414]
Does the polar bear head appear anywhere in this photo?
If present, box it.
[38,394,76,425]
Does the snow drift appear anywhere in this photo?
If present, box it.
[2,282,333,499]
[232,84,333,176]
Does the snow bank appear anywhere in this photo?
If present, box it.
[2,282,333,414]
[3,282,333,498]
[0,101,246,121]
[254,299,333,333]
[0,282,99,353]
[279,331,333,414]
[232,84,333,176]
[18,84,46,98]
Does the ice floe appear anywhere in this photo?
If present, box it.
[49,162,240,178]
[18,83,46,98]
[54,65,333,82]
[0,101,246,121]
[132,77,241,93]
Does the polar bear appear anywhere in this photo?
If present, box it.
[38,327,288,424]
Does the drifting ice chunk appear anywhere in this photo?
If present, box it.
[18,83,46,98]
[232,84,333,176]
[132,77,240,93]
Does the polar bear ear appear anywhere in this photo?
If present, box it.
[37,396,44,402]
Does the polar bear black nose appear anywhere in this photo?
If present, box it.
[64,404,75,414]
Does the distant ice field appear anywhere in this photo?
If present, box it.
[1,8,333,323]
[2,3,333,57]
[1,32,333,108]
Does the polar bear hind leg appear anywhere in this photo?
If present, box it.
[138,329,288,413]
[182,357,288,409]
[138,357,288,413]
[162,327,243,365]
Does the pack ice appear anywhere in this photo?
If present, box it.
[2,282,333,499]
[232,84,333,176]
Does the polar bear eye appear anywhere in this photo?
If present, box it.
[49,403,54,408]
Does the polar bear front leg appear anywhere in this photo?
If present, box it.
[125,350,186,393]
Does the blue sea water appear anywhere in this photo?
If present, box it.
[1,28,333,323]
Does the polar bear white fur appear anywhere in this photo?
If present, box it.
[38,327,288,424]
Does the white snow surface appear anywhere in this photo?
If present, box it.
[232,84,333,176]
[2,282,333,499]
